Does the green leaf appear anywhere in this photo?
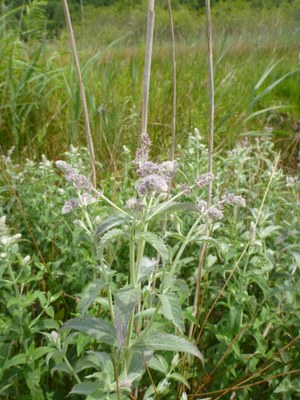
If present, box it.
[96,213,126,237]
[171,279,190,302]
[114,286,141,350]
[148,201,200,219]
[160,292,184,333]
[78,279,106,315]
[97,228,127,258]
[169,372,191,389]
[70,382,100,395]
[148,355,169,374]
[139,257,158,281]
[4,353,26,369]
[249,68,299,107]
[132,333,204,365]
[61,317,116,346]
[135,232,168,261]
[51,363,70,376]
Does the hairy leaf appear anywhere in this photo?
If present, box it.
[61,317,116,346]
[132,333,204,365]
[114,286,141,350]
[135,232,168,261]
[78,280,106,315]
[160,292,184,333]
[97,228,127,258]
[96,213,126,237]
[139,256,158,281]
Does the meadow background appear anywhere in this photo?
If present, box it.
[0,0,300,399]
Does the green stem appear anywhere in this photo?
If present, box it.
[100,260,114,320]
[146,185,196,222]
[93,189,129,217]
[170,215,202,276]
[63,354,81,384]
[138,300,160,342]
[7,263,19,297]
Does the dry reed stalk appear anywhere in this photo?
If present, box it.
[62,0,97,188]
[168,0,176,160]
[141,0,155,139]
[189,0,214,339]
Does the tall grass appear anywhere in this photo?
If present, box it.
[0,1,299,169]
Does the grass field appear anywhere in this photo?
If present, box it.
[0,0,299,169]
[0,1,300,399]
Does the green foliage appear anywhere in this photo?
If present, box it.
[1,134,299,398]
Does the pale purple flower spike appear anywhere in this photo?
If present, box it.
[55,160,92,191]
[197,200,208,212]
[222,194,246,207]
[136,174,169,195]
[207,207,224,220]
[195,172,214,188]
[126,198,142,210]
[62,199,80,214]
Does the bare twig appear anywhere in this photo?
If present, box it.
[62,0,97,188]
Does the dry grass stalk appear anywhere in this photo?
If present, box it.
[189,0,215,340]
[62,0,97,188]
[141,0,155,138]
[168,0,176,160]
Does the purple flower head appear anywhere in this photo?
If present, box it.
[182,183,191,195]
[197,200,208,212]
[137,161,159,177]
[81,193,97,206]
[62,198,80,214]
[207,206,224,220]
[141,133,151,148]
[137,160,177,182]
[55,160,92,191]
[195,173,214,188]
[136,174,168,195]
[222,194,246,207]
[159,160,177,180]
[126,197,143,210]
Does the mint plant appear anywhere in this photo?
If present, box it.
[52,132,245,399]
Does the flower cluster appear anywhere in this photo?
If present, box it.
[134,133,177,196]
[56,161,98,215]
[222,194,246,207]
[55,160,92,191]
[195,172,214,188]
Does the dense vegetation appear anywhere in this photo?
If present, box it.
[0,1,299,399]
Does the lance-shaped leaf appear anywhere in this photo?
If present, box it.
[135,232,168,261]
[78,280,106,315]
[114,287,141,350]
[147,201,200,220]
[97,228,127,258]
[96,213,127,237]
[61,317,116,346]
[160,291,184,333]
[132,333,204,366]
[139,256,158,281]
